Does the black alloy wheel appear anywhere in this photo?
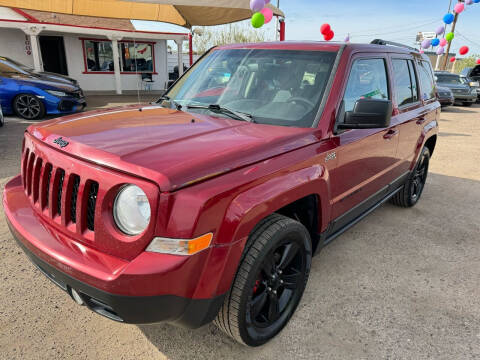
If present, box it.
[215,214,312,346]
[13,94,45,120]
[391,146,430,208]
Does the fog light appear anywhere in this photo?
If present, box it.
[71,289,84,305]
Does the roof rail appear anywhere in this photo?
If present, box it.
[370,39,418,52]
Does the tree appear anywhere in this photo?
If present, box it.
[192,21,272,55]
[454,55,480,74]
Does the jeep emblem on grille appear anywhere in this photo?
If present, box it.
[53,137,69,148]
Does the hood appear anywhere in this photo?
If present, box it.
[12,73,79,92]
[28,105,318,191]
[37,71,78,85]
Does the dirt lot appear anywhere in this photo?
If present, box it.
[0,103,479,360]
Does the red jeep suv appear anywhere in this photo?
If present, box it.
[3,40,439,346]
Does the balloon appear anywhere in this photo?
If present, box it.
[260,7,273,23]
[450,57,456,63]
[419,49,425,54]
[459,46,469,55]
[264,0,270,3]
[344,35,350,42]
[431,38,440,47]
[324,30,334,41]
[445,32,454,42]
[421,39,431,49]
[435,25,445,35]
[250,0,265,13]
[466,0,473,4]
[320,23,331,35]
[251,12,265,28]
[475,0,480,3]
[476,59,480,64]
[436,46,445,55]
[443,13,454,24]
[439,38,447,47]
[454,3,465,13]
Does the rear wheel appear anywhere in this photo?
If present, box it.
[462,102,473,107]
[391,147,430,208]
[214,214,312,346]
[13,94,45,120]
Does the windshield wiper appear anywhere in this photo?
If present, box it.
[157,95,182,110]
[186,104,254,123]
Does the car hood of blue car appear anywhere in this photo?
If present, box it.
[9,73,80,92]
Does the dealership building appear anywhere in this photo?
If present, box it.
[0,6,190,93]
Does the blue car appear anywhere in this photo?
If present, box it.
[0,56,86,120]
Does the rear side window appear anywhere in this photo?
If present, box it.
[417,61,436,100]
[343,58,389,112]
[392,59,419,107]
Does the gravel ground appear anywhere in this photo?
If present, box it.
[0,103,479,360]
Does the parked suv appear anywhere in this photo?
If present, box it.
[3,40,439,346]
[434,71,477,106]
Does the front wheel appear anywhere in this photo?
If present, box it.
[463,102,473,107]
[391,146,430,207]
[13,94,45,120]
[214,214,312,346]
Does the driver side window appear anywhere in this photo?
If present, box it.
[343,58,389,112]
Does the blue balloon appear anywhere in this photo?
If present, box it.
[443,13,454,24]
[475,0,480,3]
[431,38,440,47]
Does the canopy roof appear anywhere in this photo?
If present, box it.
[0,0,284,28]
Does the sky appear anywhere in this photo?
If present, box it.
[133,0,480,55]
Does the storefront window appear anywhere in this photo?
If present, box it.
[84,40,113,72]
[82,39,155,73]
[119,42,154,72]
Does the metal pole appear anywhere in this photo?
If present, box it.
[442,0,463,70]
[276,0,280,41]
[188,33,193,66]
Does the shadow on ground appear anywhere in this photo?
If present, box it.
[138,172,480,360]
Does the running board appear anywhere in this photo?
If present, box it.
[323,186,403,246]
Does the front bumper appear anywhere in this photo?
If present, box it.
[438,96,454,106]
[452,94,477,102]
[3,175,226,327]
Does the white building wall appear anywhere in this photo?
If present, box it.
[63,35,168,91]
[0,28,35,68]
[167,52,200,73]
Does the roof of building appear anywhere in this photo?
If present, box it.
[19,8,136,32]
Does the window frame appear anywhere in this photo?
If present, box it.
[416,59,436,103]
[336,54,391,129]
[80,38,157,75]
[390,56,421,110]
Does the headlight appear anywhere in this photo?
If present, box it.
[113,185,151,235]
[46,90,68,97]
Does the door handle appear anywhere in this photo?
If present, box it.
[383,129,399,140]
[416,117,426,125]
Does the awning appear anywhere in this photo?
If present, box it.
[0,0,284,28]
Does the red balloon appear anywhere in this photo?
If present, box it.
[450,57,456,63]
[476,59,480,65]
[459,46,469,55]
[320,23,331,35]
[324,30,334,41]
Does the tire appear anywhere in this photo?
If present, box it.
[0,111,4,127]
[390,146,430,208]
[214,214,312,346]
[463,102,473,107]
[13,94,45,120]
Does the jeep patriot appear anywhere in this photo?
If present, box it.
[3,40,439,346]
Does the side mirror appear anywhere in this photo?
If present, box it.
[337,99,392,130]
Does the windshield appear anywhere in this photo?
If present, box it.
[436,74,463,85]
[165,49,338,127]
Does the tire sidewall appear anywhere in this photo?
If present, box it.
[407,147,430,206]
[238,221,312,346]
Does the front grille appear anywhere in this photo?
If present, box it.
[21,149,98,233]
[86,182,99,231]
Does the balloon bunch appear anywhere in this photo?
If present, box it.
[320,24,334,41]
[250,0,273,28]
[422,0,479,61]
